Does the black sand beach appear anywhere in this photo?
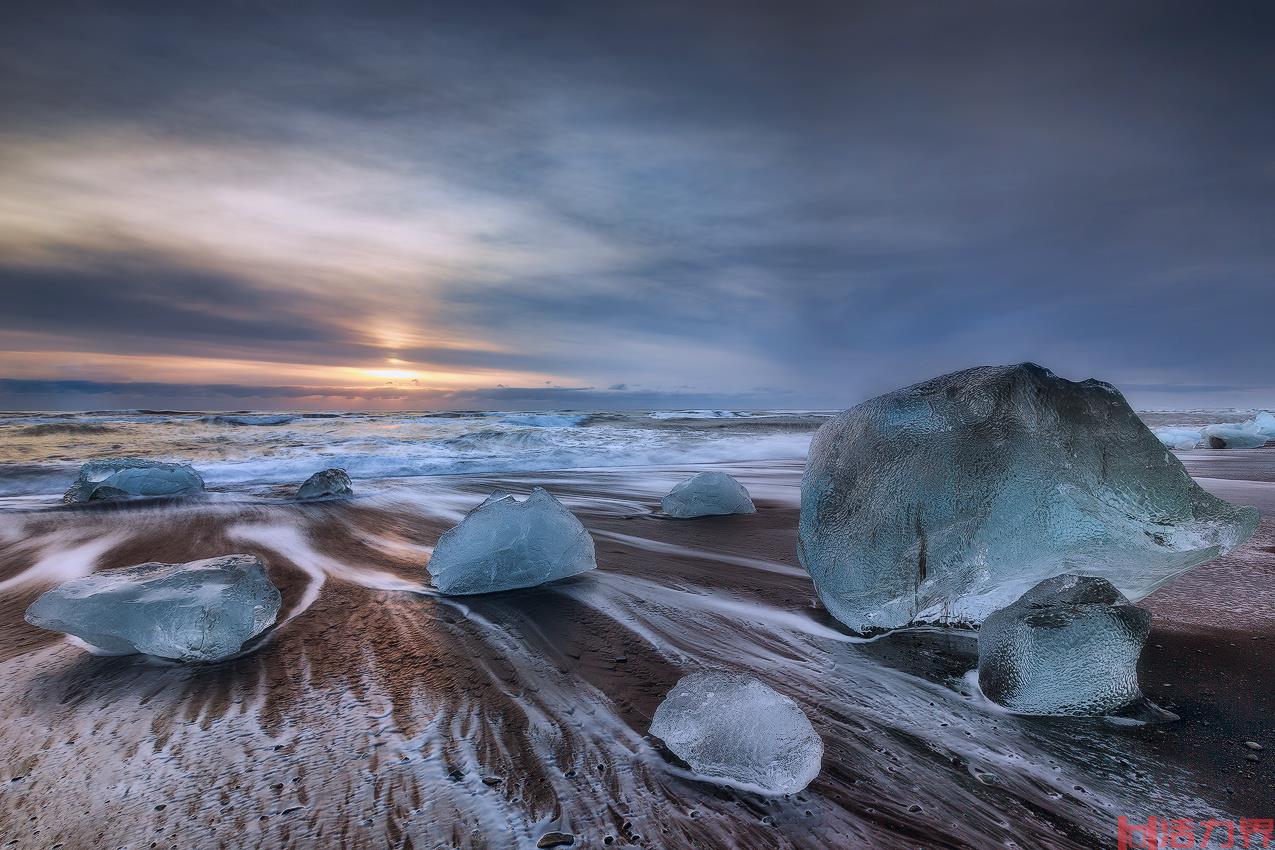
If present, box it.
[0,454,1271,850]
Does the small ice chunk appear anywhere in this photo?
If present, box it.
[428,487,596,595]
[650,672,822,795]
[25,554,281,662]
[63,458,205,503]
[978,574,1167,717]
[661,471,756,518]
[296,468,353,500]
[798,363,1259,633]
[1151,425,1202,450]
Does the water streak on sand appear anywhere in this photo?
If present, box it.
[592,527,808,577]
[0,529,127,593]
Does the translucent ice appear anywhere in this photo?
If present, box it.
[428,487,596,595]
[1155,411,1275,450]
[25,554,281,661]
[649,671,822,795]
[1151,425,1202,450]
[798,363,1259,633]
[1202,423,1268,449]
[63,458,205,503]
[296,468,353,500]
[661,471,757,518]
[978,574,1167,717]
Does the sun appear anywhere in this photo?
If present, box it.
[362,368,419,381]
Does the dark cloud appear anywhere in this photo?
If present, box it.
[2,0,1274,409]
[0,261,340,348]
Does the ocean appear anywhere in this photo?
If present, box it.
[0,409,825,502]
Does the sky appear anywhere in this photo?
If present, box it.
[1,0,1273,412]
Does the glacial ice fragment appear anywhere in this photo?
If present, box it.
[25,554,281,661]
[427,487,596,595]
[296,468,353,500]
[1155,411,1275,450]
[798,363,1259,633]
[649,671,822,795]
[978,574,1168,718]
[661,471,756,518]
[1202,423,1269,449]
[63,458,205,503]
[1151,425,1202,450]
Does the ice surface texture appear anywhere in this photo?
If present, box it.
[798,363,1259,633]
[428,488,596,595]
[25,554,281,661]
[978,574,1160,716]
[296,468,353,500]
[63,458,205,503]
[649,671,822,795]
[661,471,757,518]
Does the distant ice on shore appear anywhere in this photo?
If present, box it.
[1151,410,1275,449]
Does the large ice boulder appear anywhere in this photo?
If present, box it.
[978,574,1168,718]
[25,554,281,661]
[63,458,205,503]
[296,467,353,500]
[798,363,1259,633]
[428,488,596,595]
[649,671,822,795]
[661,471,756,518]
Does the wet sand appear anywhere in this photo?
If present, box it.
[0,456,1271,849]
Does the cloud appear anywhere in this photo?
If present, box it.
[1,1,1274,409]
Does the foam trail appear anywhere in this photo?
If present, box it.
[0,531,126,593]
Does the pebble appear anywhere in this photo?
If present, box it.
[537,832,575,848]
[1244,741,1263,751]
